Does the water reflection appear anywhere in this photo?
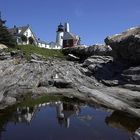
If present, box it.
[106,111,140,133]
[15,106,36,123]
[56,102,81,128]
[14,101,81,128]
[0,99,140,140]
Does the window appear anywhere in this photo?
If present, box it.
[66,40,69,46]
[25,32,28,37]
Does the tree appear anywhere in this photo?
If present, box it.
[21,35,27,43]
[0,13,16,47]
[28,37,34,45]
[0,25,16,47]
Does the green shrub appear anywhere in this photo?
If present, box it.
[21,35,27,43]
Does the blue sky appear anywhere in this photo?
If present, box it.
[0,0,140,45]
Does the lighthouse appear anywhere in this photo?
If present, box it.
[56,23,64,47]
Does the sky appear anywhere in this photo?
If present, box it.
[0,0,140,45]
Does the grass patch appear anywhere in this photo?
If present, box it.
[6,45,65,60]
[18,94,62,107]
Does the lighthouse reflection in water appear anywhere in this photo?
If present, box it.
[15,101,80,128]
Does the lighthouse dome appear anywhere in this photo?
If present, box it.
[57,23,64,32]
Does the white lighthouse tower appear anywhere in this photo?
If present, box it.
[56,23,64,47]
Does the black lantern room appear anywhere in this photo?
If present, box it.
[57,23,64,32]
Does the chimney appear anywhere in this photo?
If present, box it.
[64,22,70,32]
[13,25,18,34]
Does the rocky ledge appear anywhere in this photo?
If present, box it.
[105,26,140,64]
[0,26,140,118]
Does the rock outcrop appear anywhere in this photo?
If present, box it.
[78,86,140,118]
[67,54,80,61]
[0,50,99,109]
[121,66,140,84]
[62,44,112,60]
[131,127,140,140]
[82,55,127,86]
[0,44,8,50]
[105,26,140,64]
[0,49,140,118]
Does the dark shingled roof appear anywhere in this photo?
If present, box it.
[63,32,78,40]
[8,25,29,35]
